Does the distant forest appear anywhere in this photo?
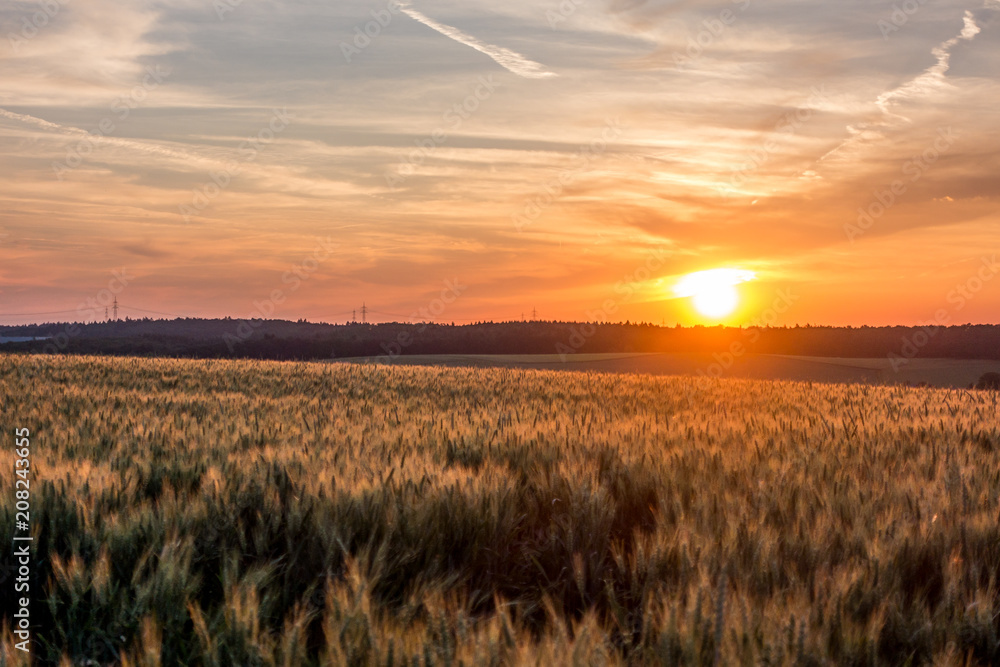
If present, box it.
[1,318,999,361]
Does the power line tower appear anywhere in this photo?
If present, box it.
[105,306,109,320]
[361,303,368,323]
[352,309,356,323]
[531,307,537,321]
[112,296,119,321]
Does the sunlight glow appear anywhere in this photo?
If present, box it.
[673,268,757,319]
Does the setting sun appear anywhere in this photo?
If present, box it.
[673,269,757,319]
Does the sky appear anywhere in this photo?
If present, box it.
[1,0,998,327]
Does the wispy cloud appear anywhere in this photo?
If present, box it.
[0,107,217,167]
[396,1,556,79]
[0,107,361,201]
[874,11,980,121]
[815,11,981,168]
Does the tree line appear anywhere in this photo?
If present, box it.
[1,318,999,361]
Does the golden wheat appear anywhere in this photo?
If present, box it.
[1,354,998,665]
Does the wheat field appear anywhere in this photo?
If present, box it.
[1,354,998,666]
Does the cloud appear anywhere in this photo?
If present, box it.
[0,107,217,167]
[118,241,174,259]
[0,0,179,106]
[874,11,979,120]
[0,107,365,205]
[396,1,557,79]
[816,11,981,168]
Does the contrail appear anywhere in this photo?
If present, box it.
[813,11,980,169]
[396,1,556,79]
[874,10,979,121]
[0,107,216,166]
[0,107,363,199]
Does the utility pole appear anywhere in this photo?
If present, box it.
[112,296,119,321]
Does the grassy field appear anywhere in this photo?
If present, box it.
[1,354,999,666]
[337,353,1000,389]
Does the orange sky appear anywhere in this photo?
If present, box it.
[1,0,998,327]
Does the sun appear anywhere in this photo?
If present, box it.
[673,268,756,320]
[692,284,739,318]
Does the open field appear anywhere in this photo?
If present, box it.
[336,353,1000,389]
[2,354,1000,665]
